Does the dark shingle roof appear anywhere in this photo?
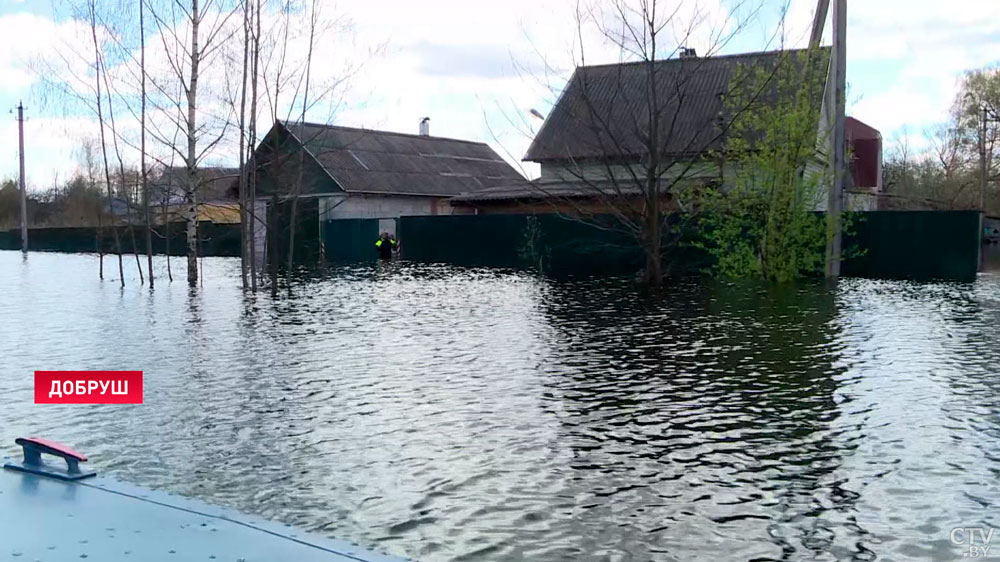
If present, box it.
[524,47,830,163]
[281,122,524,197]
[452,180,632,202]
[451,178,693,203]
[152,166,240,204]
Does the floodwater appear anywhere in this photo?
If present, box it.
[3,250,1000,561]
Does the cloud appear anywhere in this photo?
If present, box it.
[781,0,1000,151]
[6,0,996,187]
[0,12,93,94]
[409,42,545,79]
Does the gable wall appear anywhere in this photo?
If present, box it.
[253,126,343,198]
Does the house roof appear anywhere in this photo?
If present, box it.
[846,117,881,141]
[152,166,240,203]
[524,47,831,163]
[451,179,680,203]
[147,202,241,224]
[278,121,525,197]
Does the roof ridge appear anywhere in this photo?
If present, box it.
[280,120,493,147]
[576,46,826,71]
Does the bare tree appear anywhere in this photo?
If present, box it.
[286,0,318,271]
[88,0,125,286]
[236,0,251,289]
[928,117,975,208]
[145,0,238,287]
[230,0,357,286]
[78,138,106,277]
[248,0,261,291]
[98,42,145,284]
[517,0,779,285]
[141,0,154,286]
[957,68,1000,214]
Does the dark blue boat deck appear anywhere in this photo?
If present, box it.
[1,467,408,562]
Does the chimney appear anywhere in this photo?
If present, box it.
[679,47,697,58]
[419,117,430,136]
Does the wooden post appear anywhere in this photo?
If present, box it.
[809,0,831,48]
[825,0,847,279]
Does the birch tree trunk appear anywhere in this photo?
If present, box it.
[185,0,202,287]
[141,0,153,286]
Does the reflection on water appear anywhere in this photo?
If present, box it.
[2,251,1000,561]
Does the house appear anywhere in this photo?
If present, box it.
[151,166,240,206]
[241,120,525,261]
[452,48,882,214]
[149,166,241,225]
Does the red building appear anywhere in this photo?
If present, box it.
[846,116,882,193]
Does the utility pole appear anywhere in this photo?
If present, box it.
[809,0,831,48]
[16,102,27,254]
[981,106,989,213]
[978,105,988,272]
[824,0,847,279]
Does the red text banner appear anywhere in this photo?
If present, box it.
[35,371,143,404]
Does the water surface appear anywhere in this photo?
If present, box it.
[2,250,1000,561]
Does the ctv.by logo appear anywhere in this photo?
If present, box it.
[951,527,996,558]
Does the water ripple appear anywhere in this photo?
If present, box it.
[3,251,1000,561]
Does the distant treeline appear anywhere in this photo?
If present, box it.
[882,67,1000,214]
[0,175,107,229]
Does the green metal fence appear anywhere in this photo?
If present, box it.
[390,211,981,281]
[0,223,240,257]
[323,218,380,263]
[7,211,980,282]
[398,214,644,275]
[842,210,981,282]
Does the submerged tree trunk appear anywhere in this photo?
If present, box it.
[248,0,261,292]
[185,0,202,287]
[287,0,318,272]
[643,199,663,285]
[128,217,144,283]
[269,194,279,294]
[162,196,172,282]
[90,152,104,280]
[237,0,250,289]
[99,55,143,284]
[88,0,123,287]
[97,210,104,279]
[642,28,663,287]
[141,0,153,287]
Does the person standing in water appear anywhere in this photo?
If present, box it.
[375,232,397,260]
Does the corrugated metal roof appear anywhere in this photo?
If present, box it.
[280,122,524,197]
[152,167,240,203]
[525,48,831,163]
